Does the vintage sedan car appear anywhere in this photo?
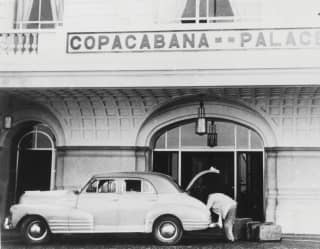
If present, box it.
[3,170,219,245]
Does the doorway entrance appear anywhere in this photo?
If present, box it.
[152,120,264,220]
[181,152,234,202]
[14,124,55,202]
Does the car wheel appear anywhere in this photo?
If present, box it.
[152,216,183,245]
[21,216,50,244]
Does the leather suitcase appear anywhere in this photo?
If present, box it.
[233,218,253,240]
[257,223,282,241]
[246,221,261,240]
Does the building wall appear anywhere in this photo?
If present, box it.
[56,148,139,190]
[265,149,320,234]
[1,0,320,30]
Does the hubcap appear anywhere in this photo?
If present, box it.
[159,222,177,239]
[27,221,47,241]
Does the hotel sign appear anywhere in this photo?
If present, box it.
[67,28,320,53]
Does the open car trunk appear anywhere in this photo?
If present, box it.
[185,167,221,203]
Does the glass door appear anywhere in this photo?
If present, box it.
[181,152,234,203]
[237,152,264,220]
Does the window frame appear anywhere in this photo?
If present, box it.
[82,177,158,195]
[84,178,118,194]
[14,0,64,30]
[121,178,157,195]
[181,0,235,24]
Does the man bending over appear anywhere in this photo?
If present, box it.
[206,193,237,242]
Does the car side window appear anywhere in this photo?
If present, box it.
[123,179,156,194]
[125,179,141,192]
[98,180,116,193]
[86,179,116,193]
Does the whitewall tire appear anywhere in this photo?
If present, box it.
[152,216,183,245]
[21,216,50,244]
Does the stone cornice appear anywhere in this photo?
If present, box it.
[0,68,320,88]
[56,145,151,152]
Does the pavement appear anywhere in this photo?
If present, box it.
[1,230,320,249]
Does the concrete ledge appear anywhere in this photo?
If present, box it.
[265,147,320,152]
[282,233,320,241]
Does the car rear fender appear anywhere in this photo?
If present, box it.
[144,203,210,233]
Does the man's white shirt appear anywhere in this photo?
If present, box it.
[206,193,237,220]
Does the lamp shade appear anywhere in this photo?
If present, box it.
[196,118,207,135]
[195,101,207,135]
[3,116,12,129]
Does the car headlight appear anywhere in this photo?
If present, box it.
[3,213,13,230]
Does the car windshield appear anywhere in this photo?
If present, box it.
[80,178,97,193]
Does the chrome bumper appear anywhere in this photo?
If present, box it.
[3,216,13,230]
[182,218,211,231]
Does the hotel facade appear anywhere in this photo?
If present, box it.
[1,0,320,237]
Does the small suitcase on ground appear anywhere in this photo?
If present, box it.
[257,223,282,241]
[233,218,253,240]
[246,221,261,240]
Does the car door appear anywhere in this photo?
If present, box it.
[117,178,158,232]
[76,178,120,232]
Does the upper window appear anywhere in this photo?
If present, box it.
[18,124,55,150]
[15,0,64,29]
[154,121,263,150]
[181,0,234,23]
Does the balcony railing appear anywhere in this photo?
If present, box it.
[0,32,39,55]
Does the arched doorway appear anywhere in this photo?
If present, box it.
[14,124,56,202]
[152,119,264,220]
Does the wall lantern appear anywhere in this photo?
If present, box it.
[3,115,12,129]
[195,101,207,135]
[207,120,218,147]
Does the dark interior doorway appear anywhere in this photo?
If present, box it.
[153,151,179,184]
[153,151,264,221]
[16,150,52,201]
[181,152,234,203]
[237,152,263,220]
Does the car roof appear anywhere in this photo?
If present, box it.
[91,171,182,194]
[93,171,167,178]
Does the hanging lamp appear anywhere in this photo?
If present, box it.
[207,120,218,147]
[195,101,207,135]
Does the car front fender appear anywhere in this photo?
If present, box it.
[11,204,70,227]
[11,204,93,233]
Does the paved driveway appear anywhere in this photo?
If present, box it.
[2,231,320,249]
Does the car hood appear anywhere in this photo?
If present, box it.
[19,190,77,206]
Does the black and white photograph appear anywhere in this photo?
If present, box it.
[1,0,320,248]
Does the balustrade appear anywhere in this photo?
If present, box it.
[0,32,38,55]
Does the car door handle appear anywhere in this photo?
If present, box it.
[112,199,119,202]
[148,199,157,202]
